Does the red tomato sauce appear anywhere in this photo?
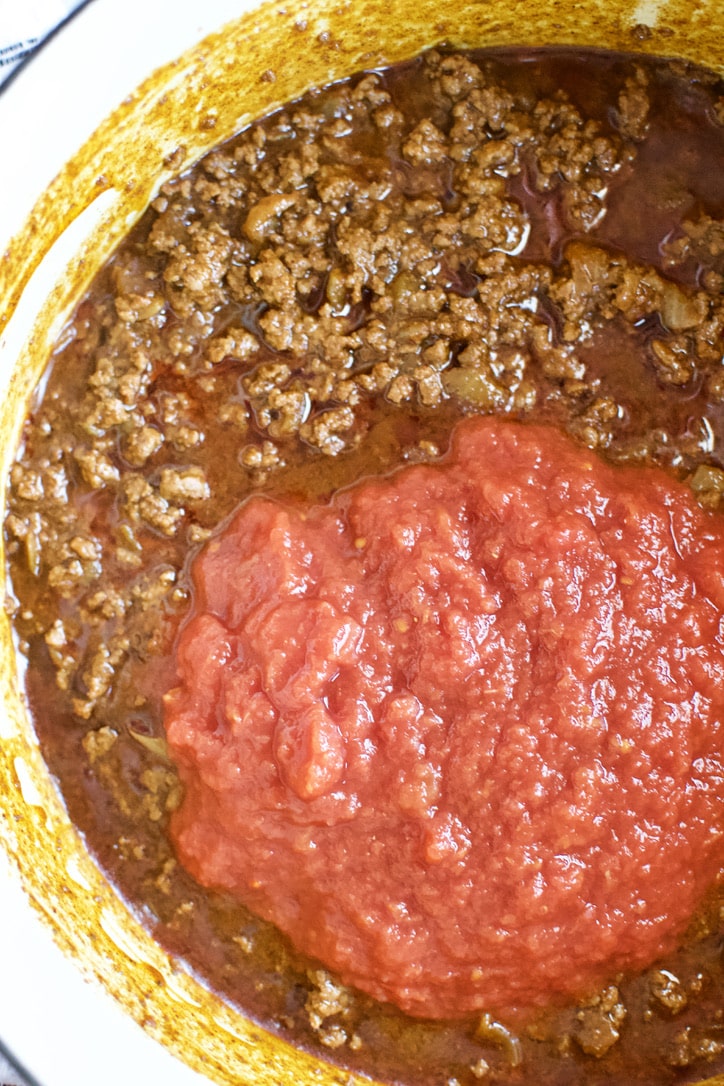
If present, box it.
[164,418,724,1019]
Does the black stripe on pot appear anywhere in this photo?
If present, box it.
[0,1035,43,1086]
[0,0,98,96]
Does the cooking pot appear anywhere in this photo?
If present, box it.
[0,1,722,1084]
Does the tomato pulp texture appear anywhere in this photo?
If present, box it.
[164,418,724,1019]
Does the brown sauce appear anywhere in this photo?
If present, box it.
[5,47,724,1085]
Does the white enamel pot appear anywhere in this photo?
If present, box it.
[0,1,722,1084]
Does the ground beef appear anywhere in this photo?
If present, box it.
[5,45,724,1086]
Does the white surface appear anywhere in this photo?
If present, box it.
[0,0,80,85]
[0,857,208,1086]
[0,0,245,258]
[0,2,260,1084]
[0,1049,29,1086]
[0,0,77,44]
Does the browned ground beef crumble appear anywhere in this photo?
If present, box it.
[5,47,724,1086]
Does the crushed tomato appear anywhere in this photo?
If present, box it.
[164,418,724,1018]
